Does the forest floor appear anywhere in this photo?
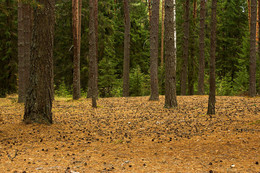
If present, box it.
[0,95,259,173]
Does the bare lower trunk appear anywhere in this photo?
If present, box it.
[207,0,217,115]
[73,0,81,100]
[149,0,159,101]
[18,3,32,103]
[24,0,55,124]
[88,0,98,106]
[180,0,190,95]
[164,0,177,108]
[198,0,206,95]
[123,0,130,97]
[249,0,257,97]
[160,0,165,67]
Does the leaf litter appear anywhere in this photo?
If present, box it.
[0,95,259,172]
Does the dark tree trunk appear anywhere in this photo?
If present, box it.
[188,0,197,95]
[73,0,81,100]
[207,0,217,115]
[149,0,159,101]
[198,0,206,95]
[180,0,190,95]
[160,0,165,67]
[24,0,55,124]
[164,0,177,108]
[94,0,98,98]
[88,0,98,106]
[258,0,260,95]
[123,0,130,97]
[148,0,151,23]
[249,0,257,97]
[18,3,32,103]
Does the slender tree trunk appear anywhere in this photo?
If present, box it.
[188,0,197,95]
[123,0,130,97]
[88,0,98,106]
[73,0,81,100]
[207,0,217,115]
[24,0,55,124]
[18,3,32,103]
[95,0,98,98]
[248,0,251,29]
[198,0,206,95]
[258,0,260,94]
[148,0,151,23]
[249,0,257,97]
[160,0,165,67]
[164,0,177,108]
[180,0,190,95]
[18,2,25,102]
[149,0,159,101]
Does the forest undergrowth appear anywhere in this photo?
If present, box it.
[0,95,259,172]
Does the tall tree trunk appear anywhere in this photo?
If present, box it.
[180,0,190,95]
[258,0,260,94]
[148,0,151,23]
[188,0,197,95]
[88,0,98,106]
[249,0,257,97]
[18,3,32,103]
[123,0,130,97]
[164,0,177,108]
[149,0,159,101]
[95,0,98,98]
[73,0,81,100]
[207,0,217,115]
[18,2,25,102]
[248,0,251,29]
[160,0,165,67]
[198,0,206,95]
[24,0,55,124]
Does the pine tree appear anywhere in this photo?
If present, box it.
[24,0,55,124]
[149,0,159,101]
[207,0,217,115]
[164,0,177,108]
[198,0,206,95]
[88,0,98,107]
[249,0,257,97]
[72,0,81,100]
[123,0,130,97]
[180,0,190,95]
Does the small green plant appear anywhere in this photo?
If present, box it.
[55,81,71,98]
[130,65,150,96]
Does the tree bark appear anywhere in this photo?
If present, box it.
[149,0,159,101]
[198,0,206,95]
[249,0,257,97]
[88,0,98,106]
[148,0,151,23]
[188,0,197,95]
[24,0,55,124]
[73,0,81,100]
[95,0,98,98]
[160,0,165,67]
[207,0,217,115]
[123,0,130,97]
[258,0,260,94]
[18,3,32,103]
[18,2,25,102]
[164,0,177,108]
[180,0,190,95]
[248,0,251,29]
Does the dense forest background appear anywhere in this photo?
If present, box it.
[0,0,259,98]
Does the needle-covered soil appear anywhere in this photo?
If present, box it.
[0,95,259,172]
